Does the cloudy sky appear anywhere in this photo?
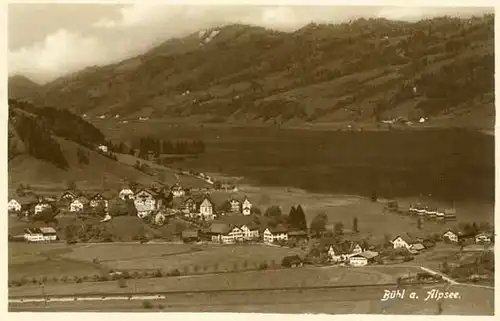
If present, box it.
[8,1,494,84]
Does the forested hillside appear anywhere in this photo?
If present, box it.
[9,14,494,129]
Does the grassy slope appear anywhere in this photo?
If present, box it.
[13,16,494,130]
[8,137,157,192]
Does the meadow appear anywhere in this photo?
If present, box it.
[101,124,494,204]
[9,283,495,315]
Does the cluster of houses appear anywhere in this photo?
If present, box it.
[7,181,252,222]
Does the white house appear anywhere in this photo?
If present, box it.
[60,191,77,201]
[34,202,51,215]
[39,227,57,241]
[391,236,411,249]
[240,224,260,240]
[242,197,252,216]
[97,145,108,153]
[8,199,21,212]
[443,230,459,243]
[70,199,84,212]
[134,189,157,218]
[263,225,288,244]
[199,197,215,220]
[327,241,364,263]
[119,188,135,200]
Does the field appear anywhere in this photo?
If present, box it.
[9,283,495,315]
[9,263,421,297]
[8,242,305,280]
[101,124,494,204]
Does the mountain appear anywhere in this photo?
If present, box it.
[8,75,42,101]
[8,99,157,190]
[12,15,495,130]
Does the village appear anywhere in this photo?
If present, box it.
[7,177,495,273]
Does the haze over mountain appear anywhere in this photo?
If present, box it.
[9,14,494,130]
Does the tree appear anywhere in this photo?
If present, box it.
[295,205,307,230]
[64,224,78,243]
[33,207,59,224]
[218,200,232,213]
[66,180,77,191]
[417,217,422,230]
[371,190,377,202]
[334,222,344,236]
[310,212,328,237]
[353,217,359,233]
[250,207,261,215]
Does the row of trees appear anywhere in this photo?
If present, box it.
[132,137,207,157]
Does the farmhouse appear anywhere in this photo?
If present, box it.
[391,236,411,249]
[119,188,134,200]
[134,189,159,218]
[209,223,243,244]
[327,241,364,263]
[475,232,492,244]
[288,230,309,241]
[410,243,426,253]
[8,199,21,212]
[90,193,109,208]
[24,227,57,242]
[198,196,215,221]
[239,223,260,240]
[443,230,459,243]
[349,251,379,267]
[282,255,304,268]
[263,225,288,244]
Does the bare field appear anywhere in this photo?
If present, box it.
[9,284,494,315]
[9,265,421,297]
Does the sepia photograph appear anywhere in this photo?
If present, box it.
[6,1,495,315]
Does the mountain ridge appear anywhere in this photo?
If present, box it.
[9,15,495,130]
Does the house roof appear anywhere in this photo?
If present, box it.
[269,224,288,234]
[210,222,231,235]
[328,240,361,255]
[476,232,493,238]
[39,227,57,234]
[182,230,199,238]
[411,243,425,250]
[288,230,308,237]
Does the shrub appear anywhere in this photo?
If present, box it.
[158,304,165,310]
[76,277,83,284]
[259,262,269,270]
[154,269,163,278]
[117,277,127,288]
[168,269,181,277]
[31,277,38,285]
[122,271,131,279]
[142,300,154,309]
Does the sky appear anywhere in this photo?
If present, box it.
[7,2,494,84]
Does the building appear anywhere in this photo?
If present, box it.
[241,197,252,215]
[70,199,85,212]
[327,241,364,263]
[34,202,51,215]
[97,145,108,153]
[229,198,241,213]
[119,188,135,200]
[288,230,309,241]
[183,197,197,213]
[239,223,260,240]
[198,196,215,220]
[171,183,185,197]
[348,251,379,267]
[8,199,21,212]
[443,230,459,243]
[134,189,158,218]
[281,255,304,268]
[475,233,492,244]
[410,243,426,253]
[209,223,243,244]
[182,230,200,243]
[90,193,109,208]
[60,191,77,201]
[24,227,57,242]
[153,211,166,225]
[263,225,288,244]
[391,236,411,249]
